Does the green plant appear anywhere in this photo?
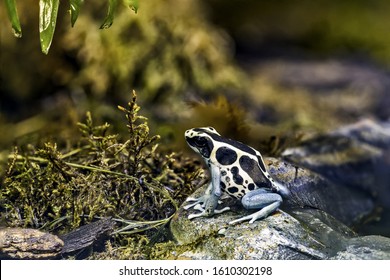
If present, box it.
[3,0,138,54]
[1,91,200,234]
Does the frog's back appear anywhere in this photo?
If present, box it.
[204,134,277,199]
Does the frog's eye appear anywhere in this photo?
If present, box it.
[193,136,208,147]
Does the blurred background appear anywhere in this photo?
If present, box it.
[1,0,390,153]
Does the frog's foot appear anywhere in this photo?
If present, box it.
[229,189,283,225]
[183,196,208,210]
[229,201,281,225]
[188,204,230,220]
[185,194,230,220]
[184,195,225,210]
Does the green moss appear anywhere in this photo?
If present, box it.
[0,91,200,236]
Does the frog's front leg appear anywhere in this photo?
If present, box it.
[184,165,230,219]
[229,189,283,225]
[187,191,229,220]
[184,164,222,210]
[184,181,214,210]
[185,184,230,220]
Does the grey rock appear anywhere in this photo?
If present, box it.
[282,119,390,206]
[171,192,327,259]
[0,227,64,259]
[171,196,390,259]
[331,235,390,260]
[266,158,374,226]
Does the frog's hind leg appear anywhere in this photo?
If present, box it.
[229,189,282,225]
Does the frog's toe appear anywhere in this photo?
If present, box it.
[214,206,231,214]
[183,197,205,210]
[185,196,199,202]
[183,201,200,210]
[188,209,207,220]
[193,204,205,211]
[186,203,208,220]
[229,215,251,225]
[229,212,263,225]
[229,201,281,225]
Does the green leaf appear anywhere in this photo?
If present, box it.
[100,0,118,29]
[39,0,60,54]
[4,0,22,37]
[123,0,139,13]
[69,0,83,27]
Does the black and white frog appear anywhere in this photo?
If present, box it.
[184,127,290,225]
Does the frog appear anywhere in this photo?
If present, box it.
[184,127,290,225]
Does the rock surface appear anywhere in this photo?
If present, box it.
[282,119,390,206]
[0,228,64,259]
[330,235,390,260]
[266,158,374,226]
[282,118,390,237]
[170,190,390,259]
[170,193,390,259]
[171,190,327,259]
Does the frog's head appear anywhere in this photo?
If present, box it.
[185,127,220,159]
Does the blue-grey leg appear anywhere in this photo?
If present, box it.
[229,188,283,225]
[187,192,230,220]
[185,164,222,210]
[184,182,214,210]
[185,182,230,220]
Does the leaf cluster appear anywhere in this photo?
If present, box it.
[0,91,199,234]
[3,0,138,54]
